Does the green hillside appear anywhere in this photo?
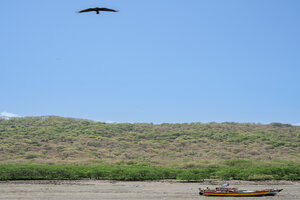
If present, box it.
[0,116,299,167]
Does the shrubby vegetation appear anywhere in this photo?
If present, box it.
[0,116,299,180]
[0,116,299,166]
[0,164,299,181]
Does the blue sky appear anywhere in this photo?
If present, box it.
[1,0,299,124]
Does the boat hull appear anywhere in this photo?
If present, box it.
[265,189,283,196]
[200,190,270,197]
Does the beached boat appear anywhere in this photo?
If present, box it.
[199,187,272,197]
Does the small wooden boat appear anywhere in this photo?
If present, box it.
[199,187,271,197]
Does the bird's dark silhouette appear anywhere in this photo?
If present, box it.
[78,7,118,14]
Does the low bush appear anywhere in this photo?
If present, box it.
[0,164,299,181]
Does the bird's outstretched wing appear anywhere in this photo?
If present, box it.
[98,8,118,12]
[78,8,96,13]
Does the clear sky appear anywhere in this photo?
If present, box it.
[1,0,299,124]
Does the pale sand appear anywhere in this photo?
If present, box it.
[0,180,299,200]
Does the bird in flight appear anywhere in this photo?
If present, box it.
[78,7,118,15]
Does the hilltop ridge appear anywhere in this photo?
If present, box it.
[0,116,299,167]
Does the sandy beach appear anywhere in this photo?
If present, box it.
[0,180,299,200]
